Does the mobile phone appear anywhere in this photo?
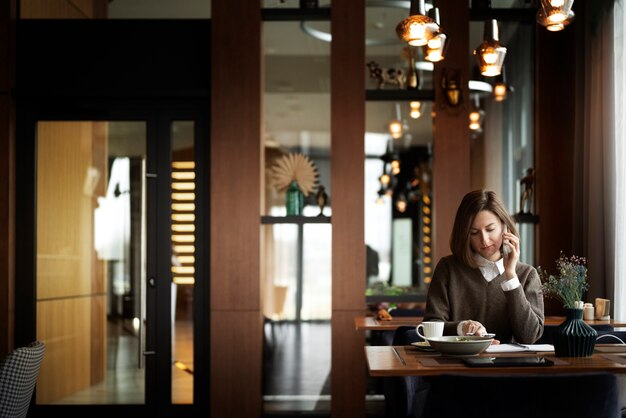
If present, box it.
[501,224,510,256]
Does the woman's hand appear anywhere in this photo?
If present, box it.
[462,320,487,336]
[502,230,520,279]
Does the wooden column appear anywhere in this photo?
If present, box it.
[331,1,366,417]
[534,13,577,314]
[0,0,16,358]
[432,1,470,264]
[211,1,263,417]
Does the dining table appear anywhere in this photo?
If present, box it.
[355,315,626,331]
[365,344,626,377]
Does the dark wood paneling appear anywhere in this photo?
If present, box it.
[211,1,262,417]
[432,0,471,264]
[331,0,365,310]
[210,1,261,311]
[331,1,365,417]
[210,312,263,418]
[331,311,366,418]
[0,0,16,358]
[534,21,576,274]
[0,95,14,359]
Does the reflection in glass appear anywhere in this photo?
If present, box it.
[262,19,331,414]
[36,121,146,404]
[171,121,195,404]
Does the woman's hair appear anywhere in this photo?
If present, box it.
[449,189,518,268]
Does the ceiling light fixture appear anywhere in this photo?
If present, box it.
[388,103,404,139]
[409,101,422,119]
[424,7,447,63]
[469,97,485,133]
[388,119,404,139]
[396,0,440,47]
[492,66,510,102]
[538,0,574,24]
[536,1,575,32]
[474,18,507,77]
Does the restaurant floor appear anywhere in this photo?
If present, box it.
[262,320,385,417]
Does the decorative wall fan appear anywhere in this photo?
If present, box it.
[270,153,319,196]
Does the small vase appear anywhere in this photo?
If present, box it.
[553,308,597,357]
[285,181,304,216]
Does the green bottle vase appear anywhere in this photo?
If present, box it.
[553,308,597,357]
[285,181,304,216]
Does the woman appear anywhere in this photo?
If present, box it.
[424,189,544,344]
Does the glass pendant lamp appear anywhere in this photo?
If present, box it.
[424,7,448,63]
[396,0,439,47]
[473,19,507,77]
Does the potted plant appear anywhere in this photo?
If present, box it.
[539,253,597,357]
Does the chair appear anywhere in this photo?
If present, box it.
[417,373,620,418]
[0,341,46,418]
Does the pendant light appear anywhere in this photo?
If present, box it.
[492,66,509,102]
[538,0,574,24]
[409,101,422,119]
[424,7,448,63]
[473,17,507,77]
[396,0,439,47]
[536,1,575,32]
[469,97,485,133]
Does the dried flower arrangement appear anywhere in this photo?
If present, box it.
[538,253,589,309]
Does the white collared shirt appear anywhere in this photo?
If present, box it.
[472,253,520,291]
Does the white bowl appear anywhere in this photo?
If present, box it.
[425,336,493,356]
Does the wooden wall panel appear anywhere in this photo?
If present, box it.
[534,23,576,274]
[432,0,470,264]
[331,1,365,417]
[0,0,15,359]
[37,122,94,300]
[210,312,263,417]
[36,298,92,403]
[35,121,106,401]
[210,0,261,312]
[211,1,262,416]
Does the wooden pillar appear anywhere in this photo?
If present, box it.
[534,10,577,315]
[0,0,16,358]
[331,1,366,417]
[432,1,470,264]
[211,1,263,416]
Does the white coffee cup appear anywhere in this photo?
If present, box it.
[416,321,444,339]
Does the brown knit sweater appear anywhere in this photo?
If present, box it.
[424,255,544,344]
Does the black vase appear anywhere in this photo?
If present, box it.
[553,308,597,357]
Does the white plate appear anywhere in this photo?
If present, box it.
[425,336,493,356]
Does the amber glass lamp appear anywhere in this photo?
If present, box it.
[396,0,439,47]
[536,7,574,31]
[424,7,447,63]
[473,19,507,77]
[538,0,574,24]
[492,68,508,102]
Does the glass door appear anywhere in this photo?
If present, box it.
[16,106,209,417]
[35,120,149,406]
